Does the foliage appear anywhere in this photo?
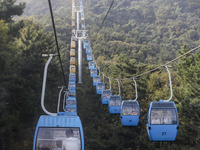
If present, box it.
[0,0,200,149]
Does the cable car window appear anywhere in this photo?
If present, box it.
[71,67,75,70]
[66,107,76,112]
[69,83,75,87]
[122,103,139,115]
[36,128,81,150]
[102,91,112,98]
[66,100,76,105]
[94,77,101,82]
[109,99,121,106]
[97,84,105,89]
[91,70,97,74]
[68,92,76,97]
[150,109,177,125]
[70,75,75,78]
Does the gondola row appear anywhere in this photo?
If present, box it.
[83,39,179,141]
[33,1,85,149]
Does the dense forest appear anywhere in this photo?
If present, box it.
[0,0,200,149]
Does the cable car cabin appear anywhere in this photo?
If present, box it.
[69,73,76,82]
[68,81,76,91]
[71,41,76,48]
[70,57,76,65]
[108,95,122,114]
[93,75,101,86]
[33,115,84,150]
[72,22,75,27]
[81,12,84,19]
[66,96,76,106]
[83,40,90,49]
[101,90,112,104]
[146,100,179,141]
[86,47,91,54]
[68,89,76,98]
[90,68,97,78]
[72,13,75,20]
[82,24,85,29]
[88,61,95,70]
[72,16,75,20]
[96,82,105,95]
[87,53,93,61]
[70,49,75,57]
[70,65,76,74]
[120,100,140,126]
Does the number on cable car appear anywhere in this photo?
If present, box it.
[96,82,105,95]
[120,100,140,126]
[101,89,112,104]
[108,95,122,114]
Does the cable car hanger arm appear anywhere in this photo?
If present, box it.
[41,54,58,116]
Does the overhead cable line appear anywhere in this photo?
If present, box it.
[97,45,200,81]
[97,0,115,34]
[48,0,67,87]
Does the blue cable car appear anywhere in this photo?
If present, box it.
[90,68,97,78]
[87,53,93,61]
[146,66,179,141]
[101,89,112,104]
[81,12,84,20]
[68,89,76,98]
[68,81,76,91]
[33,115,84,150]
[120,78,140,126]
[120,100,140,126]
[146,100,179,141]
[83,40,90,49]
[69,73,76,82]
[96,82,105,94]
[33,54,84,150]
[88,61,95,70]
[108,95,122,114]
[86,46,91,54]
[93,75,101,86]
[82,24,85,29]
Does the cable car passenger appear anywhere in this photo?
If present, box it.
[150,108,176,125]
[35,128,81,150]
[151,113,161,124]
[62,129,81,150]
